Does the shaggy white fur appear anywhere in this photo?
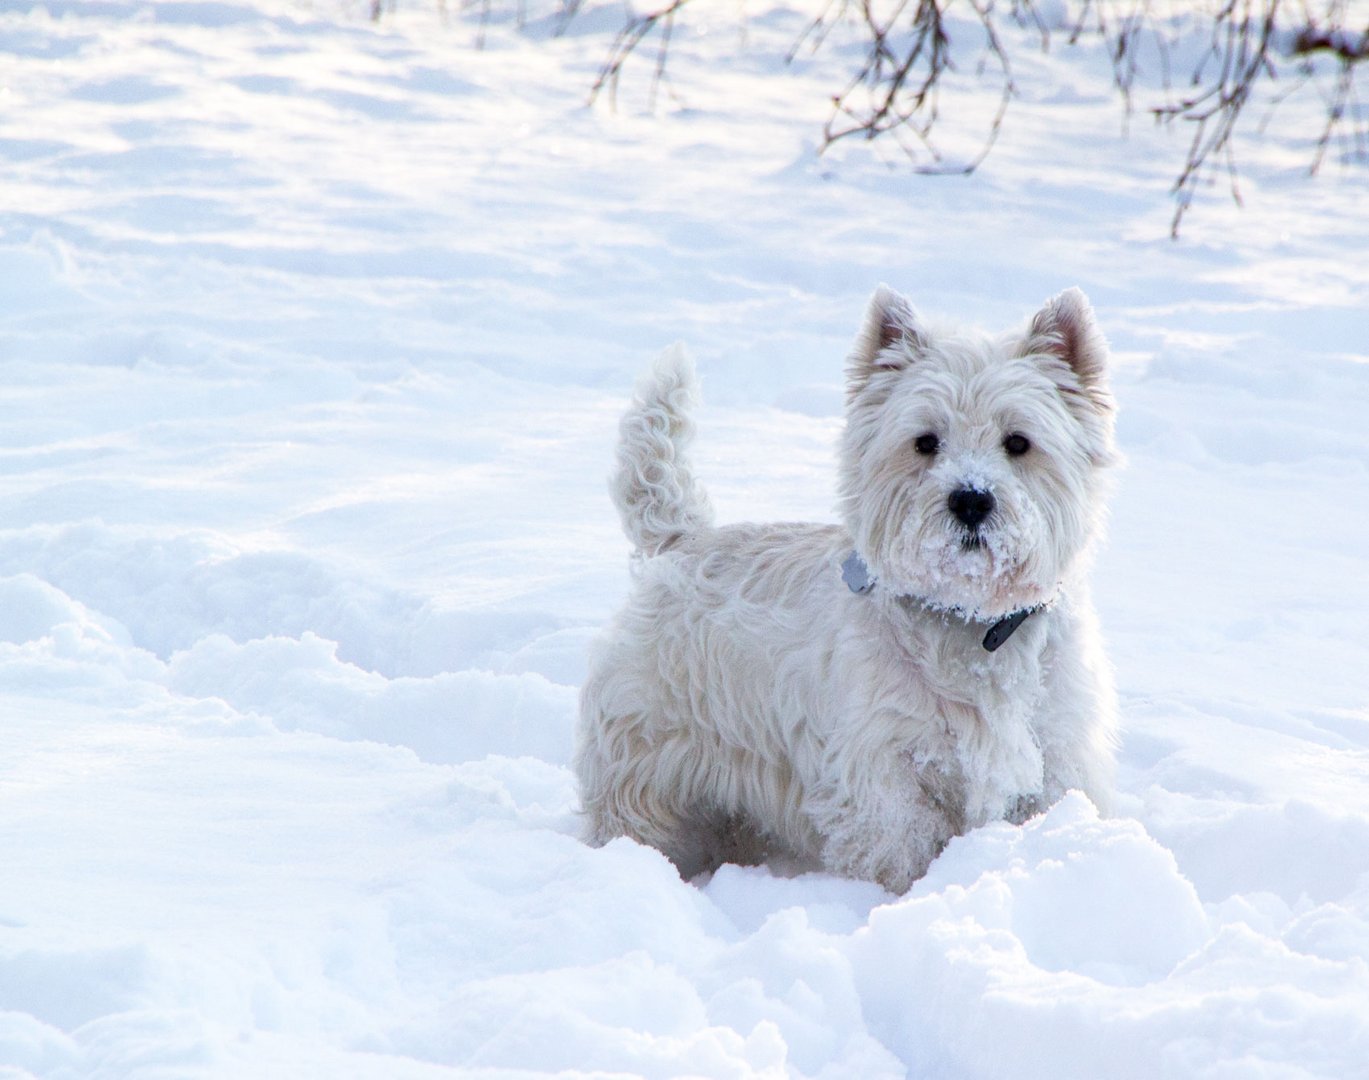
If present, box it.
[575,286,1119,893]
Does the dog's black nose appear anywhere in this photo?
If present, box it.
[948,487,995,529]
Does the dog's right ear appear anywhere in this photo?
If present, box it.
[847,285,927,395]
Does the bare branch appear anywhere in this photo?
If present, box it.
[589,0,692,111]
[787,0,852,63]
[560,0,1368,234]
[1293,25,1369,62]
[820,0,1015,175]
[1149,0,1283,237]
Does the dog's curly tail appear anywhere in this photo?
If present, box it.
[611,345,714,557]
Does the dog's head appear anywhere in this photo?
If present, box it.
[838,285,1117,620]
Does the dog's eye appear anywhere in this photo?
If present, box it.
[914,433,940,456]
[1003,433,1031,457]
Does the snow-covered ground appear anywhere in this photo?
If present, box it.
[2,1,1367,1076]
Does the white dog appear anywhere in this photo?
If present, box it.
[575,286,1119,893]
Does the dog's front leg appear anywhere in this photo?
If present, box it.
[1006,791,1046,824]
[1033,605,1119,815]
[809,754,962,894]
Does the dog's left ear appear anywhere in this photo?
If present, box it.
[1023,288,1114,416]
[847,285,928,398]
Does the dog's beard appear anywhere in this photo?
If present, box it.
[882,506,1057,620]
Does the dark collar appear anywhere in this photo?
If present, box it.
[841,551,1039,653]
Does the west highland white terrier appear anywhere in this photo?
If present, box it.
[575,286,1119,893]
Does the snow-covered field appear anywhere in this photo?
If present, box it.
[2,1,1367,1076]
